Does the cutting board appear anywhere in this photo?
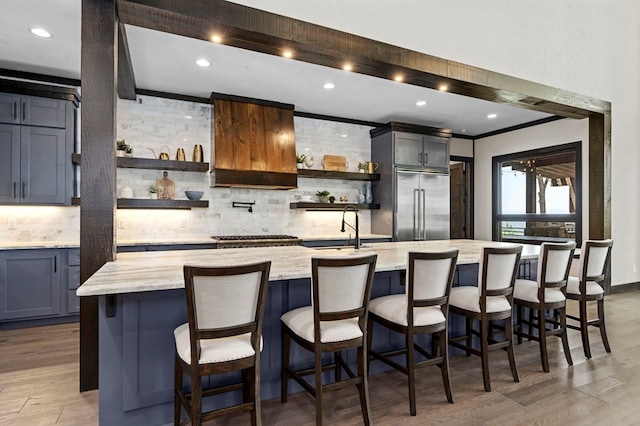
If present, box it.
[323,155,348,171]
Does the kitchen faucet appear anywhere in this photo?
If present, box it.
[340,205,360,249]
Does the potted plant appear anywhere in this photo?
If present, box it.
[357,162,367,173]
[148,185,158,199]
[117,139,130,157]
[316,190,330,203]
[296,153,306,169]
[328,195,336,204]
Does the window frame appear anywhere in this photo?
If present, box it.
[491,141,582,245]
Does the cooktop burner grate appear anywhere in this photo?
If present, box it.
[211,235,303,248]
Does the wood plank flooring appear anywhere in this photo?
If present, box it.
[1,291,639,425]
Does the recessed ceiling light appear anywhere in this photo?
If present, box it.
[323,82,335,89]
[341,134,348,138]
[487,113,498,119]
[438,84,448,91]
[343,64,352,72]
[211,35,222,43]
[282,50,293,58]
[394,75,404,82]
[196,58,210,67]
[416,100,427,107]
[184,115,192,119]
[460,129,467,133]
[29,27,51,38]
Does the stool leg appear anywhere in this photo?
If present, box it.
[505,315,519,383]
[191,375,202,426]
[252,362,262,426]
[579,299,592,358]
[281,326,291,403]
[174,356,182,426]
[439,329,454,403]
[480,318,491,392]
[334,352,342,382]
[466,317,473,357]
[516,304,523,344]
[538,308,549,372]
[559,305,573,366]
[367,319,374,374]
[315,349,323,426]
[357,344,372,425]
[597,298,611,353]
[407,331,416,416]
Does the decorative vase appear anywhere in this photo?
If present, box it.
[364,182,372,204]
[357,189,365,204]
[319,196,329,203]
[117,150,126,157]
[149,193,157,199]
[297,163,304,169]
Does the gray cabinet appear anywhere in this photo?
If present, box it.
[393,131,449,171]
[0,94,67,128]
[0,249,61,320]
[0,124,67,204]
[66,249,80,314]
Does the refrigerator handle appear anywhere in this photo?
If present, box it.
[421,189,426,240]
[413,189,420,241]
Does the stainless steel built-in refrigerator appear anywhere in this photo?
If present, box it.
[394,170,450,240]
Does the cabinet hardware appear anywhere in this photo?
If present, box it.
[54,256,57,273]
[13,101,17,120]
[106,295,117,317]
[424,153,428,164]
[13,182,17,198]
[418,152,423,163]
[22,182,26,198]
[22,102,26,121]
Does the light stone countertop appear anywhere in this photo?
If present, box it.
[77,239,540,297]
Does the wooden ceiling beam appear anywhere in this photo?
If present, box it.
[116,0,608,119]
[117,23,137,100]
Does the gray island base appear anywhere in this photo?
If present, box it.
[79,240,539,425]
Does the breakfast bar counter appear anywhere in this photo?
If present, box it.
[80,240,539,425]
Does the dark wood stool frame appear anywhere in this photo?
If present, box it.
[449,245,522,392]
[367,250,458,416]
[566,239,613,358]
[281,254,377,426]
[175,261,271,426]
[514,242,576,372]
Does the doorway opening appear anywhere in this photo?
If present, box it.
[450,156,473,239]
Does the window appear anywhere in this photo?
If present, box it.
[492,142,581,244]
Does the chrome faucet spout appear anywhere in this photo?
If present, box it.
[340,205,360,249]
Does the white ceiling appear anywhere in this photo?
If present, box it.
[0,0,553,136]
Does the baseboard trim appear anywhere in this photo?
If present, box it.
[611,282,640,294]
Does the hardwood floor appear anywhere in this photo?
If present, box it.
[1,291,639,425]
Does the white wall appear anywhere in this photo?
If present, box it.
[450,137,473,158]
[231,0,640,286]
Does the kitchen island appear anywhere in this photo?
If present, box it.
[78,240,539,425]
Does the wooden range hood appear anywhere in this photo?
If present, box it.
[210,93,297,189]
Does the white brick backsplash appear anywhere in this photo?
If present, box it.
[0,96,378,244]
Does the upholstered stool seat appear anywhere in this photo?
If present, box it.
[513,279,566,303]
[174,325,262,364]
[280,307,362,343]
[566,276,605,296]
[449,245,522,392]
[369,294,445,327]
[513,242,576,372]
[368,250,458,416]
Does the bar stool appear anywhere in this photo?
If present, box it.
[281,254,377,426]
[368,249,458,415]
[514,242,576,372]
[565,239,613,358]
[174,261,271,426]
[449,245,522,392]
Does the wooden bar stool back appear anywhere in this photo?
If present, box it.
[174,261,271,426]
[565,239,613,358]
[448,245,522,392]
[368,249,458,415]
[514,241,576,372]
[280,254,377,426]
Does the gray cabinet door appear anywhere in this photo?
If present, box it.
[393,132,423,167]
[423,135,449,170]
[0,124,20,203]
[21,127,66,204]
[0,249,61,320]
[22,96,66,128]
[0,94,21,124]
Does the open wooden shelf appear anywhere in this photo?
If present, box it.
[297,168,379,181]
[290,202,380,210]
[72,197,208,210]
[72,154,209,172]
